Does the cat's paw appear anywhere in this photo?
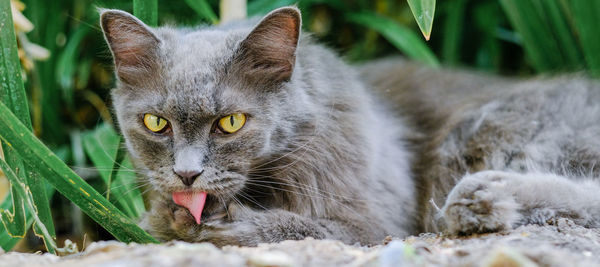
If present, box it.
[202,204,326,247]
[199,204,270,246]
[442,171,522,235]
[171,205,203,234]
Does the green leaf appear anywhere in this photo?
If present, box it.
[0,102,158,244]
[133,0,158,26]
[499,0,583,72]
[82,124,145,219]
[440,0,466,64]
[0,187,26,240]
[0,159,57,252]
[26,0,67,145]
[0,184,55,251]
[247,0,296,16]
[55,26,90,111]
[0,0,56,253]
[571,0,600,75]
[184,0,218,24]
[346,12,439,67]
[406,0,436,40]
[541,1,582,68]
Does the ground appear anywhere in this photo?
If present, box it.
[1,219,599,266]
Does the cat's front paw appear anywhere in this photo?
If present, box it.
[203,204,326,247]
[200,204,264,246]
[442,171,521,235]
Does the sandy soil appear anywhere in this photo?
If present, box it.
[1,218,599,267]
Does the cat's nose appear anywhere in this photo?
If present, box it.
[174,169,204,186]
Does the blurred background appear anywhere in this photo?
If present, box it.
[3,0,598,252]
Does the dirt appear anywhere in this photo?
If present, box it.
[1,218,599,267]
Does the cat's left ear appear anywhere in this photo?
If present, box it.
[233,7,301,83]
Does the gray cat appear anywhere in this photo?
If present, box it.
[101,7,600,246]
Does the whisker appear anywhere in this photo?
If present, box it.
[246,177,365,202]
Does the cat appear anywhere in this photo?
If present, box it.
[101,7,415,246]
[100,7,600,246]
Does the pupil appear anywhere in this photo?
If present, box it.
[230,116,234,126]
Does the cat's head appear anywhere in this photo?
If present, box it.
[101,7,304,205]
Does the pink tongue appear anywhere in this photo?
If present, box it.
[172,191,207,224]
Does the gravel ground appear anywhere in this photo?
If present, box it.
[1,218,599,267]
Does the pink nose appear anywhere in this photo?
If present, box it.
[174,169,203,186]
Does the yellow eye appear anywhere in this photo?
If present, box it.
[143,114,169,133]
[218,113,246,134]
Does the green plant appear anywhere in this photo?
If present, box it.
[133,0,157,26]
[0,101,157,245]
[0,0,55,252]
[1,0,156,252]
[500,0,600,75]
[347,11,439,66]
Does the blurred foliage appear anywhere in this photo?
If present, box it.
[0,0,597,252]
[1,0,55,253]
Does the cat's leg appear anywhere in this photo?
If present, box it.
[442,170,600,235]
[196,204,368,247]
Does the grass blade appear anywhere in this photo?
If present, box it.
[346,12,439,67]
[26,0,66,145]
[499,0,582,72]
[570,0,600,75]
[56,26,91,111]
[0,184,54,251]
[184,0,218,24]
[406,0,436,40]
[0,102,158,244]
[500,0,552,71]
[440,0,466,64]
[533,1,582,69]
[1,0,30,125]
[247,0,295,16]
[82,124,145,219]
[0,159,56,251]
[133,0,158,26]
[0,0,55,252]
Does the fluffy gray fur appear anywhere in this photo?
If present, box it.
[361,58,600,234]
[101,7,600,246]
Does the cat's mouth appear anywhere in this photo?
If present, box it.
[172,191,208,224]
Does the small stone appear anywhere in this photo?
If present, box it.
[247,251,295,267]
[382,236,393,245]
[482,247,538,267]
[83,240,127,256]
[378,240,412,267]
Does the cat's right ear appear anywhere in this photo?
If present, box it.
[232,7,301,85]
[100,9,160,86]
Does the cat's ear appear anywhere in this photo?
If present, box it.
[234,7,301,83]
[100,9,160,86]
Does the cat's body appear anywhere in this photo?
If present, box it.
[361,59,600,233]
[101,7,600,246]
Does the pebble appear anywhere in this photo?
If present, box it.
[247,251,295,267]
